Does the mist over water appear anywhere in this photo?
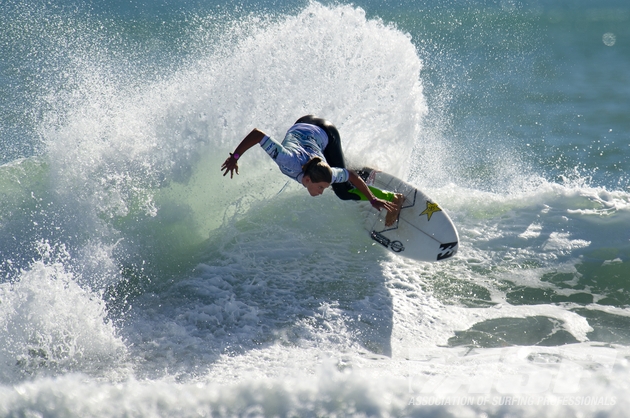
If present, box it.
[2,0,424,377]
[1,0,629,416]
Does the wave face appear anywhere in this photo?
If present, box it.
[1,0,629,416]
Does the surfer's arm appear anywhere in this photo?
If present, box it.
[347,170,396,212]
[221,128,267,178]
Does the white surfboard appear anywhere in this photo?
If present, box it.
[358,168,459,262]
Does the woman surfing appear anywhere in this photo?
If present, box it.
[221,115,403,226]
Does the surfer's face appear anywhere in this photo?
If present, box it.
[303,176,330,196]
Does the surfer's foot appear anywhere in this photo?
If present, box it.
[385,193,404,226]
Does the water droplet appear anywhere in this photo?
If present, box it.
[602,32,616,47]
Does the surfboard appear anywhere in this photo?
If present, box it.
[357,168,459,262]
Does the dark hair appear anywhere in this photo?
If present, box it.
[302,157,332,183]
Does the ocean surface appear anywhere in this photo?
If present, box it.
[1,0,629,416]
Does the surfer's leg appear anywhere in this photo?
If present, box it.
[321,128,358,201]
[320,125,361,201]
[319,123,345,169]
[348,186,395,202]
[331,182,361,201]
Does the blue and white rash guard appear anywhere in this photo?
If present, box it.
[259,123,349,184]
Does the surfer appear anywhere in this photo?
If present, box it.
[221,115,404,226]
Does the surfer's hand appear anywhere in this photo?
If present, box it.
[221,155,239,178]
[370,198,394,212]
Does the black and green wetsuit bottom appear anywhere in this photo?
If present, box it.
[349,186,396,202]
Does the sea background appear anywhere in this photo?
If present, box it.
[1,0,629,416]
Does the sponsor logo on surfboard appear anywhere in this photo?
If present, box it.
[437,242,458,260]
[420,201,442,221]
[370,230,405,253]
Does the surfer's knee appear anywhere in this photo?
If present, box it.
[332,183,361,201]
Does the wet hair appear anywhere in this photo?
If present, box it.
[302,157,332,184]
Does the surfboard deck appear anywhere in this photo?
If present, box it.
[358,168,459,262]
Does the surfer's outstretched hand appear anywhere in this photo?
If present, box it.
[221,129,266,179]
[221,155,239,178]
